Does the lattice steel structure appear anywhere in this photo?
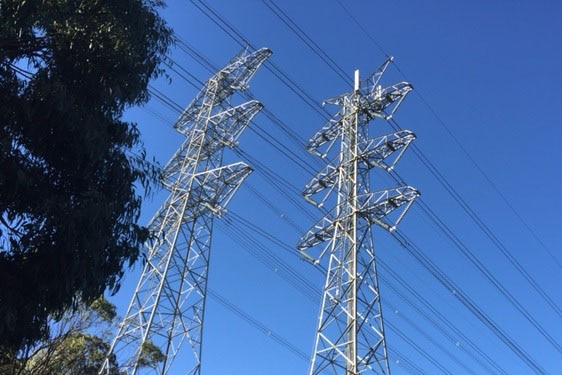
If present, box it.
[100,47,271,375]
[297,57,419,375]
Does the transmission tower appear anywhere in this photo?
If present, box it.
[100,47,271,375]
[297,57,419,375]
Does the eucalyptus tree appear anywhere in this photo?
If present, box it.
[0,0,173,354]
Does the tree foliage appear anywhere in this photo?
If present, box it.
[0,0,172,352]
[0,298,164,375]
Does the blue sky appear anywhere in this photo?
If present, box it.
[112,1,562,374]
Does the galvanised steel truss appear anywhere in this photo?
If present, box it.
[100,47,271,375]
[297,57,419,375]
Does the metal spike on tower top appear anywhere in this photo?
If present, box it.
[297,57,419,374]
[100,46,271,375]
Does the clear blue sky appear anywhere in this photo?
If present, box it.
[113,1,562,374]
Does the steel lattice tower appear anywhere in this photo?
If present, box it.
[297,57,419,375]
[100,47,271,375]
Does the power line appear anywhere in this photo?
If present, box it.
[332,0,562,272]
[217,213,319,304]
[262,0,562,329]
[218,211,479,374]
[389,114,562,323]
[190,0,331,122]
[386,299,479,375]
[391,229,548,375]
[141,86,498,375]
[415,198,562,355]
[260,0,351,85]
[143,75,512,374]
[141,5,552,374]
[386,320,453,375]
[223,2,558,370]
[173,37,325,173]
[379,258,509,375]
[207,289,309,362]
[387,347,426,375]
[218,179,490,373]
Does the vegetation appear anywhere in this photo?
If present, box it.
[0,298,163,375]
[0,0,172,355]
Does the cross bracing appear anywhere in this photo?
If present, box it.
[302,131,416,208]
[131,3,562,373]
[299,58,418,375]
[100,46,270,375]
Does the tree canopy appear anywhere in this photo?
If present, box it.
[0,0,172,353]
[1,298,163,375]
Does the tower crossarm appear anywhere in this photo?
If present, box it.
[302,130,416,208]
[297,185,419,261]
[297,213,336,256]
[358,130,416,171]
[207,100,263,149]
[191,162,253,217]
[224,46,273,91]
[160,137,202,190]
[308,82,412,155]
[363,56,394,91]
[323,81,412,121]
[357,186,420,231]
[358,81,413,121]
[174,47,272,132]
[165,162,252,221]
[319,56,394,109]
[302,163,339,207]
[306,107,346,156]
[304,130,416,206]
[162,100,263,187]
